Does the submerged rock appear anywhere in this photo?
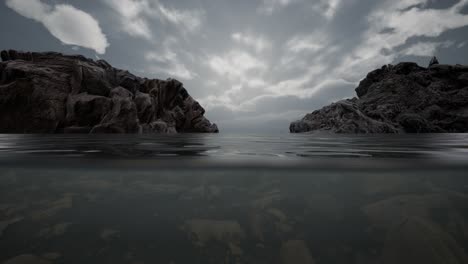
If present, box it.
[3,254,51,264]
[363,193,468,264]
[0,217,23,237]
[280,240,315,264]
[0,50,218,133]
[181,219,245,247]
[381,217,468,264]
[291,60,468,133]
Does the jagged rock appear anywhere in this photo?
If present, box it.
[134,91,154,124]
[429,56,439,67]
[291,60,468,133]
[65,93,112,128]
[109,86,133,98]
[0,50,218,133]
[90,95,141,134]
[142,120,170,133]
[0,50,9,61]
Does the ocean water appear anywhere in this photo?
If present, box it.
[1,133,468,264]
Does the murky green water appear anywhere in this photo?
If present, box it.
[1,134,468,264]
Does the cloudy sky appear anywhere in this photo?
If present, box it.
[1,0,468,132]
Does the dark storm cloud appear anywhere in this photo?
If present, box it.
[1,0,468,132]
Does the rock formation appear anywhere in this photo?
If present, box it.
[429,56,439,67]
[290,59,468,133]
[0,50,218,133]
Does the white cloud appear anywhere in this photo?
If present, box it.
[200,50,271,111]
[146,50,177,63]
[337,0,468,81]
[258,0,341,19]
[103,0,153,39]
[208,50,267,80]
[157,4,204,33]
[401,41,454,57]
[266,65,337,97]
[104,0,204,39]
[258,0,300,15]
[145,38,197,80]
[285,32,328,53]
[232,33,271,52]
[6,0,108,54]
[247,78,268,88]
[147,63,197,80]
[314,0,342,20]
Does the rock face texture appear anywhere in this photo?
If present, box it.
[0,50,218,133]
[290,60,468,133]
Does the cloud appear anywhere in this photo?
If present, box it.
[6,0,108,54]
[337,0,468,81]
[258,0,342,19]
[208,50,267,80]
[198,49,271,111]
[313,0,342,20]
[157,4,204,33]
[146,63,197,80]
[104,0,204,39]
[232,32,271,52]
[257,0,300,15]
[285,31,328,54]
[103,0,153,39]
[323,0,341,19]
[145,38,198,80]
[401,41,454,57]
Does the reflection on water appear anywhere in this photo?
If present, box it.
[0,134,468,263]
[0,133,467,160]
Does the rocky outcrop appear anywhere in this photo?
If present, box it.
[0,50,218,133]
[290,59,468,133]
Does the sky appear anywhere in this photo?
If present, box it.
[1,0,468,133]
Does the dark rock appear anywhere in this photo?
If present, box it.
[0,50,218,133]
[142,120,170,133]
[428,56,439,67]
[458,73,468,86]
[1,50,9,61]
[109,86,133,98]
[80,66,112,96]
[291,59,468,133]
[290,99,399,133]
[66,93,112,127]
[134,91,155,124]
[90,96,141,134]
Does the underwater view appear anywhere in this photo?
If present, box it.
[1,134,468,264]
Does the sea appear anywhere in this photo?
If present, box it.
[1,133,468,264]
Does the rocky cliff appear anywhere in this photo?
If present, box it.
[0,50,218,134]
[290,59,468,133]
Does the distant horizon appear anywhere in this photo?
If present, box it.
[2,0,468,132]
